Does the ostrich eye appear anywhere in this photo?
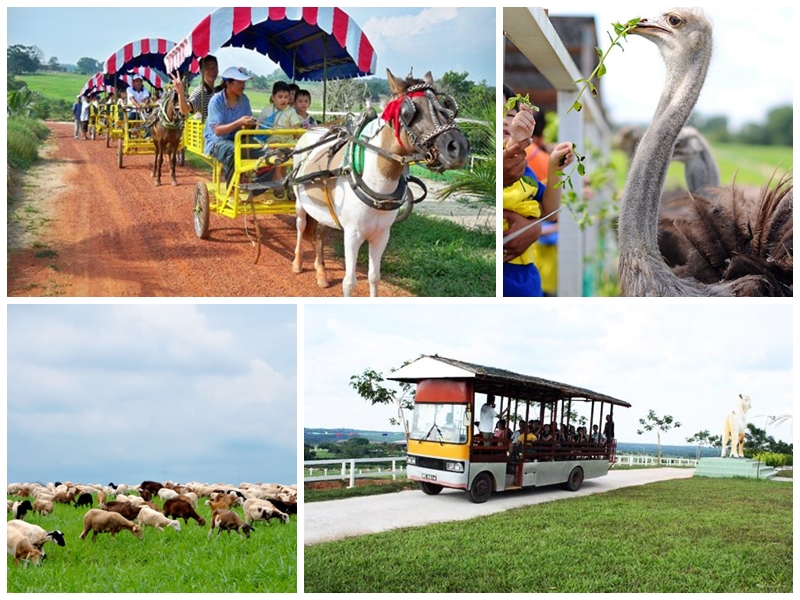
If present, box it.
[667,14,684,27]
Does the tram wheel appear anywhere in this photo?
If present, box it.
[468,472,493,503]
[420,482,443,495]
[563,466,584,492]
[193,182,210,239]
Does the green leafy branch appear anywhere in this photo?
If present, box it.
[504,93,539,114]
[568,17,640,113]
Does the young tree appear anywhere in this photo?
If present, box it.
[636,410,681,465]
[685,429,721,461]
[349,365,415,428]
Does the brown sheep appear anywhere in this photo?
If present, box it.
[101,501,142,521]
[163,498,206,526]
[52,489,76,504]
[7,528,43,566]
[204,494,241,512]
[79,509,143,541]
[208,509,254,539]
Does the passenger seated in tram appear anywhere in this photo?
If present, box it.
[493,419,512,443]
[591,424,602,443]
[576,426,588,443]
[539,423,552,442]
[568,424,577,442]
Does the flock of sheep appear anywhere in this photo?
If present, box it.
[7,479,297,566]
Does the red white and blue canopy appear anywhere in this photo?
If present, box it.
[80,67,168,97]
[103,38,199,78]
[164,7,376,81]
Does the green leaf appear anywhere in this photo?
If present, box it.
[572,100,582,112]
[598,63,607,78]
[590,83,598,97]
[578,163,586,176]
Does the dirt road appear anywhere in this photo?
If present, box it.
[7,122,413,297]
[304,467,695,545]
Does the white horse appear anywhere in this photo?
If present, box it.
[721,394,751,458]
[290,70,469,296]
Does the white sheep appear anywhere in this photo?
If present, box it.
[7,527,42,567]
[135,506,181,532]
[242,499,289,526]
[7,520,66,558]
[157,488,179,501]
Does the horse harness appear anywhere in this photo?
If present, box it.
[284,85,459,220]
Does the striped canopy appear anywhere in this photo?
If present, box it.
[80,67,167,97]
[164,7,376,81]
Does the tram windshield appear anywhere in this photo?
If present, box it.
[409,403,468,444]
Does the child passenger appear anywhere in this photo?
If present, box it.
[294,89,317,128]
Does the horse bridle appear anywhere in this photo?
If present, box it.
[391,83,461,170]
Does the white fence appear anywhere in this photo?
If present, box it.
[615,454,698,468]
[305,457,407,489]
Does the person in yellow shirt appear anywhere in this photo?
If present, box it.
[502,84,573,296]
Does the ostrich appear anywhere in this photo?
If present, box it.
[618,9,793,296]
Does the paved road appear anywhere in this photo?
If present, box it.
[304,467,695,545]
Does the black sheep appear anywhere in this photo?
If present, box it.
[74,492,94,509]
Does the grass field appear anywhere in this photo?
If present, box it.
[304,477,792,593]
[7,494,296,592]
[611,143,793,192]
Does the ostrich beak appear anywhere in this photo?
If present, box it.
[631,18,669,38]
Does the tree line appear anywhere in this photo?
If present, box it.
[690,107,792,147]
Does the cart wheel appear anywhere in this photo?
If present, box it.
[193,182,210,239]
[468,472,493,503]
[177,149,185,167]
[117,137,123,168]
[563,466,584,492]
[420,482,443,495]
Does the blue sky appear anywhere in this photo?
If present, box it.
[304,303,794,447]
[509,5,793,130]
[6,305,297,487]
[6,7,495,84]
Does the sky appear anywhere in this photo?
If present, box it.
[6,305,297,487]
[304,303,794,448]
[509,4,794,131]
[6,6,495,85]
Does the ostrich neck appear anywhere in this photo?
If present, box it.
[619,51,710,256]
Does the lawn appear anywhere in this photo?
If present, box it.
[7,495,296,592]
[304,477,792,593]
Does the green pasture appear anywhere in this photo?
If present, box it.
[304,477,792,593]
[7,494,296,592]
[611,143,793,192]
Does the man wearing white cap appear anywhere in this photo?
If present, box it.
[204,66,257,186]
[127,73,150,119]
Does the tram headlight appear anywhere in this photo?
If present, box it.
[445,461,464,473]
[406,455,416,466]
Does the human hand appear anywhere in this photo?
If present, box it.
[503,105,535,152]
[550,141,575,170]
[170,73,184,95]
[502,144,528,187]
[239,116,258,129]
[503,210,541,262]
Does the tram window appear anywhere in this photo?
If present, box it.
[409,404,468,443]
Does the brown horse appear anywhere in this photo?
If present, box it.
[151,87,184,186]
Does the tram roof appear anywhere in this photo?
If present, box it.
[388,355,631,408]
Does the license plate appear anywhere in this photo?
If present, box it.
[420,473,437,481]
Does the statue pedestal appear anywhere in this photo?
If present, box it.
[694,457,777,479]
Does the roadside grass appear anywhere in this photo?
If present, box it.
[7,117,51,171]
[306,480,417,503]
[304,477,792,593]
[330,212,495,296]
[7,495,296,592]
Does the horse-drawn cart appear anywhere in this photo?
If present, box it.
[102,41,192,169]
[164,7,377,262]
